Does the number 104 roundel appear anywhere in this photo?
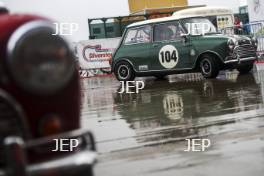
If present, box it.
[159,45,179,69]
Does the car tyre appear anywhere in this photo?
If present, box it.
[237,64,253,74]
[155,75,166,80]
[200,55,219,78]
[114,61,135,81]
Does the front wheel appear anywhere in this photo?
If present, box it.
[114,61,135,81]
[200,55,220,78]
[237,64,253,74]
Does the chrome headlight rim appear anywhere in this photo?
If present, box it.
[7,20,75,95]
[227,38,236,51]
[251,36,258,48]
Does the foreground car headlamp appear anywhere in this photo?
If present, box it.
[7,20,75,95]
[227,38,236,51]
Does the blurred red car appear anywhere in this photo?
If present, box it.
[0,4,96,176]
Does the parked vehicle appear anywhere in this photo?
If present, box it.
[0,5,96,176]
[111,14,258,81]
[173,6,235,31]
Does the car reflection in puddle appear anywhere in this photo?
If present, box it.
[81,71,264,153]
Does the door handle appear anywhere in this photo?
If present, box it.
[153,44,159,47]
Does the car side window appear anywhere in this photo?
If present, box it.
[154,21,184,42]
[124,26,151,44]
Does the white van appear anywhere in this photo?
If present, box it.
[173,6,234,30]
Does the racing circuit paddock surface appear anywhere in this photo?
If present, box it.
[80,68,264,176]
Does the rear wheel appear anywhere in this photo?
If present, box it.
[114,61,135,81]
[200,54,220,78]
[237,64,253,74]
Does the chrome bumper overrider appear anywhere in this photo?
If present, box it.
[0,129,96,176]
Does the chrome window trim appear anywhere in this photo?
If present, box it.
[123,25,152,46]
[7,20,55,58]
[152,20,185,43]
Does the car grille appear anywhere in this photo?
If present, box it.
[235,44,257,58]
[238,39,251,45]
[0,91,26,166]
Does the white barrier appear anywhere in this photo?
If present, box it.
[248,0,264,23]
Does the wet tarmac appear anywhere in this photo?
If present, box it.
[80,68,264,176]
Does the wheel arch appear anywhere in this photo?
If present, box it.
[194,51,224,70]
[112,58,136,73]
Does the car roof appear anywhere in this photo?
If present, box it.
[173,6,233,17]
[127,6,233,28]
[127,15,189,28]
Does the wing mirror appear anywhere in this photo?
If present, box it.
[180,33,189,43]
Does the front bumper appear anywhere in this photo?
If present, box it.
[224,56,257,64]
[0,129,96,176]
[224,43,257,64]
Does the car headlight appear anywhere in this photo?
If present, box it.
[227,38,236,51]
[251,37,258,49]
[7,20,75,95]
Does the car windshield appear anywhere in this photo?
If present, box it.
[181,18,217,35]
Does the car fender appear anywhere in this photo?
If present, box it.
[194,50,224,69]
[112,58,136,73]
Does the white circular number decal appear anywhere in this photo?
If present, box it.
[159,45,179,69]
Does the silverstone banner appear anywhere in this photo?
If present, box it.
[76,38,121,77]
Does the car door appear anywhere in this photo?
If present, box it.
[149,21,194,71]
[118,25,152,72]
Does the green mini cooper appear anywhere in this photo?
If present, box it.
[111,16,258,81]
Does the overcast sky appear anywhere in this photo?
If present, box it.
[2,0,247,42]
